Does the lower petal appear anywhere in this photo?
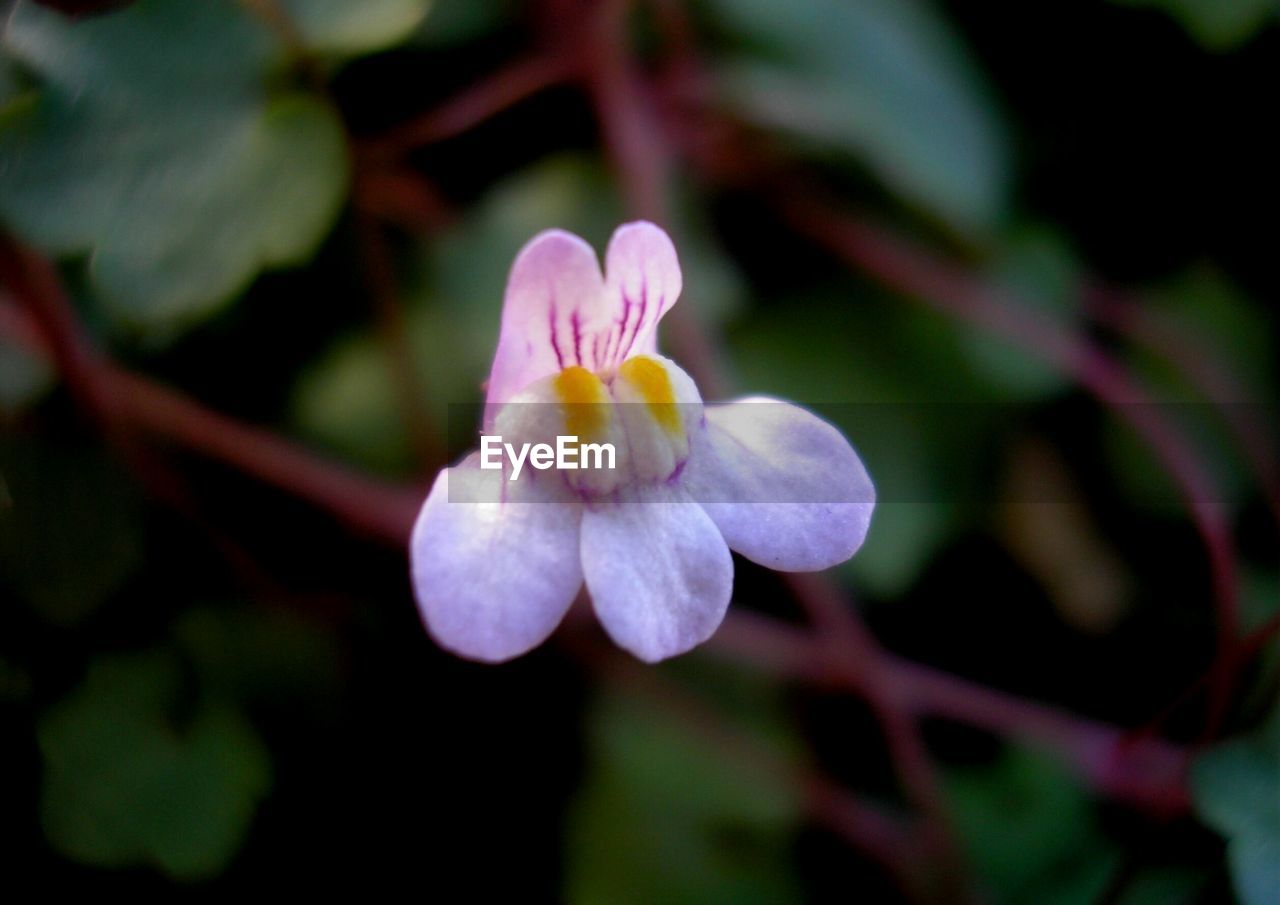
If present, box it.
[410,453,583,662]
[580,485,733,662]
[683,398,875,572]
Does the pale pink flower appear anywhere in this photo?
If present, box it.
[410,222,874,662]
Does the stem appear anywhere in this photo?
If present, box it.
[108,367,420,545]
[1086,283,1280,527]
[575,636,921,891]
[0,281,418,547]
[711,612,1190,814]
[585,11,969,891]
[2,266,1197,816]
[584,0,732,398]
[0,235,113,426]
[361,53,580,161]
[780,200,1241,735]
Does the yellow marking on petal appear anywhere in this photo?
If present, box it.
[617,356,681,437]
[554,365,611,444]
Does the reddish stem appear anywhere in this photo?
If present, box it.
[361,53,580,161]
[712,612,1190,815]
[1086,283,1280,526]
[0,282,419,547]
[781,199,1241,734]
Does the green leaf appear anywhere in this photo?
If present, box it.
[173,602,342,709]
[282,0,433,54]
[1191,712,1280,905]
[705,0,1012,234]
[0,334,54,418]
[962,226,1081,401]
[414,0,517,46]
[1105,267,1272,519]
[566,682,802,905]
[1112,0,1279,50]
[293,328,420,475]
[0,437,143,625]
[1110,866,1210,905]
[946,747,1120,905]
[38,649,272,880]
[0,0,348,338]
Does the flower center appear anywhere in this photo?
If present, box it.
[553,365,611,444]
[534,355,693,495]
[616,356,681,437]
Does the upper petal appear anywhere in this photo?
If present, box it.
[483,222,684,428]
[484,229,606,427]
[682,398,875,572]
[410,453,584,662]
[581,484,733,662]
[602,221,682,363]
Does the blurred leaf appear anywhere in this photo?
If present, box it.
[414,0,517,46]
[0,437,142,625]
[282,0,432,54]
[174,602,342,709]
[1105,267,1271,519]
[1135,267,1276,405]
[705,0,1012,234]
[293,329,417,475]
[39,649,272,880]
[1240,569,1279,633]
[567,684,802,905]
[0,334,54,417]
[1113,0,1279,50]
[946,746,1120,905]
[0,0,347,338]
[963,226,1081,401]
[1112,866,1210,905]
[1191,710,1280,905]
[293,156,744,473]
[0,55,20,104]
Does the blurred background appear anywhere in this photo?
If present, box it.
[1,0,1277,900]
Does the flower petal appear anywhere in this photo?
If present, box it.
[682,398,875,571]
[580,484,733,662]
[602,221,682,363]
[483,222,684,427]
[484,229,605,426]
[410,453,583,662]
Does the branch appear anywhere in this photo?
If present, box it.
[0,266,419,547]
[779,199,1242,733]
[1086,283,1280,527]
[360,52,580,161]
[711,612,1190,814]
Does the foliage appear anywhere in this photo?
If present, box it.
[0,0,347,338]
[38,649,272,880]
[704,0,1012,234]
[0,0,1274,896]
[1192,711,1280,905]
[567,674,802,904]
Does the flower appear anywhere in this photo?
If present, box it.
[410,222,874,663]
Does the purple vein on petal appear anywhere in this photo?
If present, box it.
[548,296,566,370]
[570,309,584,366]
[622,282,649,359]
